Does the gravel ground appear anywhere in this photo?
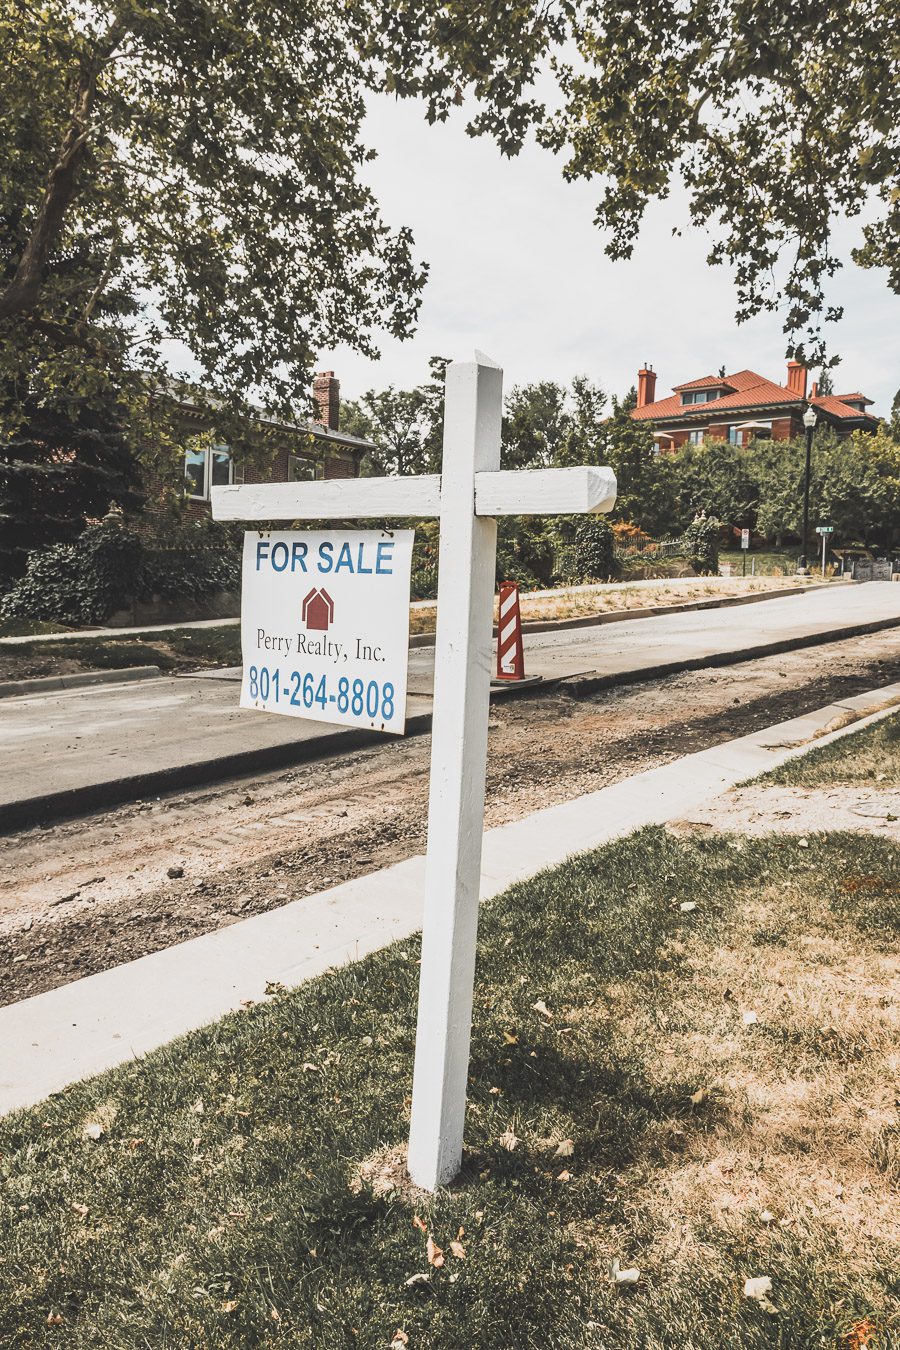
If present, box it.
[1,627,899,1007]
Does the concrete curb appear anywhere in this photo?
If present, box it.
[0,665,161,701]
[2,609,899,835]
[2,679,897,1116]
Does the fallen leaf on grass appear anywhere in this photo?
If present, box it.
[556,1170,572,1183]
[71,1203,89,1219]
[449,1240,466,1259]
[220,1299,238,1313]
[499,1130,519,1151]
[502,1031,518,1045]
[189,1097,204,1115]
[759,1210,775,1224]
[609,1258,640,1285]
[390,1331,409,1348]
[83,1122,103,1142]
[742,1010,759,1026]
[690,1088,709,1106]
[554,1139,575,1158]
[680,901,697,913]
[531,1000,552,1019]
[412,1214,427,1232]
[426,1237,444,1268]
[743,1275,777,1313]
[404,1273,429,1287]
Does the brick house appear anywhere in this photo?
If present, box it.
[170,371,374,515]
[631,362,879,452]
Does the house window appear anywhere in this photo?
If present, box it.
[728,426,740,445]
[688,429,704,445]
[184,443,232,500]
[681,390,720,405]
[289,454,319,482]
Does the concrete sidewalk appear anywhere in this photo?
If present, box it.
[2,582,899,833]
[1,679,897,1117]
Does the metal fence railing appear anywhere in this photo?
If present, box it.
[613,536,681,562]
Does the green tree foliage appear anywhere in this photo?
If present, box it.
[341,358,449,477]
[0,361,143,581]
[600,392,679,537]
[673,440,760,532]
[744,439,804,546]
[676,427,900,548]
[502,376,607,468]
[399,0,899,365]
[0,0,432,420]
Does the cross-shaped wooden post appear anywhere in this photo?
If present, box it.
[213,352,616,1190]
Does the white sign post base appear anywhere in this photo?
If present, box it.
[213,352,617,1191]
[406,357,501,1189]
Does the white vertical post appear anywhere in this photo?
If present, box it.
[821,533,827,577]
[407,354,502,1190]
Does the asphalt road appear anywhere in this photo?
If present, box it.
[2,581,899,829]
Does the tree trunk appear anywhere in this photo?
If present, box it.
[0,118,92,321]
[0,15,126,323]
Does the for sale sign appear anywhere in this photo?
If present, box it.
[239,529,414,734]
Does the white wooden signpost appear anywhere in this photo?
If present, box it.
[213,353,616,1190]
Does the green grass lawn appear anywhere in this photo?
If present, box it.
[765,710,900,789]
[1,823,897,1348]
[719,549,801,577]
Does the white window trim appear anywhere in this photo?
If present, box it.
[185,445,233,501]
[288,453,322,483]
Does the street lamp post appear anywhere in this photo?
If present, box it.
[799,404,817,573]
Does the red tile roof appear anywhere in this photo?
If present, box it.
[633,368,877,425]
[811,394,876,420]
[833,392,873,406]
[671,375,733,392]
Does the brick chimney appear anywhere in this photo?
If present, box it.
[810,381,819,399]
[637,365,657,409]
[313,370,340,430]
[786,360,808,399]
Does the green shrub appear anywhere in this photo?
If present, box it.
[0,520,242,625]
[680,512,720,575]
[0,520,143,625]
[139,546,240,603]
[557,515,619,583]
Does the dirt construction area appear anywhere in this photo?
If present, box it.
[2,626,899,1010]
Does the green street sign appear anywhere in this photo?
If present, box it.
[815,525,834,534]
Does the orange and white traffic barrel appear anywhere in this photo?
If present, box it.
[495,581,525,680]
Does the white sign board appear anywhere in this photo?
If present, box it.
[741,528,750,549]
[239,528,414,735]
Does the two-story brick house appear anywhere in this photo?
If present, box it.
[631,361,879,452]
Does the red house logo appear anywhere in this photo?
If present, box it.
[302,587,334,632]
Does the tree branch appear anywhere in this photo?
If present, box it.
[0,15,129,323]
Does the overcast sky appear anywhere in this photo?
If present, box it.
[319,93,900,416]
